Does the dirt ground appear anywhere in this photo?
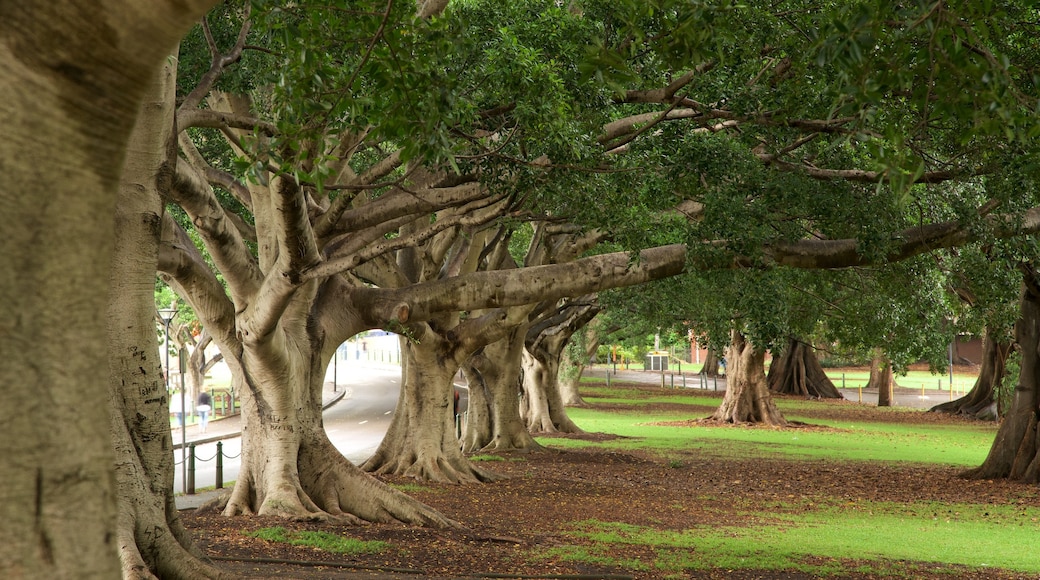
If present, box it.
[182,382,1037,580]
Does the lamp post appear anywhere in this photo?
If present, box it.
[157,307,178,396]
[157,307,182,492]
[179,346,188,493]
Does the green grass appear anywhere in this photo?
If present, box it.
[825,368,977,393]
[543,500,1040,576]
[551,386,997,467]
[526,384,1027,577]
[389,482,438,494]
[247,526,389,555]
[541,407,995,467]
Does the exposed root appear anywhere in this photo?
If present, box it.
[366,453,505,484]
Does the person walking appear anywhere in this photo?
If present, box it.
[197,391,212,433]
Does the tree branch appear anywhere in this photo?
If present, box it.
[170,158,264,300]
[394,244,687,321]
[179,7,252,113]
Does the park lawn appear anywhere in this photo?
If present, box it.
[560,386,996,466]
[528,383,1035,577]
[547,407,995,467]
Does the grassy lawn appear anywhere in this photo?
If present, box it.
[529,384,1030,577]
[558,390,995,467]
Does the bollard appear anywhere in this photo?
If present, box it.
[682,373,686,388]
[661,372,665,389]
[713,375,717,391]
[607,369,611,387]
[216,441,224,489]
[858,386,862,403]
[670,374,674,389]
[842,373,846,389]
[188,444,196,495]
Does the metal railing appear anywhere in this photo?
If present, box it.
[172,441,242,495]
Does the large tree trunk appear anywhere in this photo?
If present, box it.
[931,330,1010,420]
[0,4,215,576]
[867,351,895,407]
[221,327,456,523]
[699,348,723,377]
[461,359,494,453]
[709,331,787,426]
[964,278,1040,482]
[558,345,589,406]
[463,330,542,453]
[767,337,842,398]
[559,318,605,406]
[109,53,230,579]
[520,299,598,432]
[362,332,503,483]
[521,348,585,433]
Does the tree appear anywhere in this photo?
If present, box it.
[930,330,1011,420]
[0,1,218,577]
[549,1,1040,426]
[461,326,540,453]
[558,312,609,407]
[767,337,842,399]
[865,350,896,408]
[160,0,698,506]
[931,244,1022,420]
[109,55,227,578]
[521,296,601,431]
[710,331,786,426]
[964,270,1040,482]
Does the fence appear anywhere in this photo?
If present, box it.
[603,367,722,391]
[361,349,401,365]
[172,440,241,495]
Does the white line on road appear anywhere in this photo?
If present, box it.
[358,420,368,425]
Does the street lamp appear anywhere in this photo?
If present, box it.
[157,307,178,397]
[157,307,184,492]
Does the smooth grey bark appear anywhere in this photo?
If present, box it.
[0,3,217,577]
[109,52,231,580]
[699,348,723,377]
[461,358,495,453]
[362,330,505,483]
[519,299,599,432]
[462,328,542,453]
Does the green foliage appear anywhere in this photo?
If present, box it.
[175,0,1040,389]
[998,347,1021,417]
